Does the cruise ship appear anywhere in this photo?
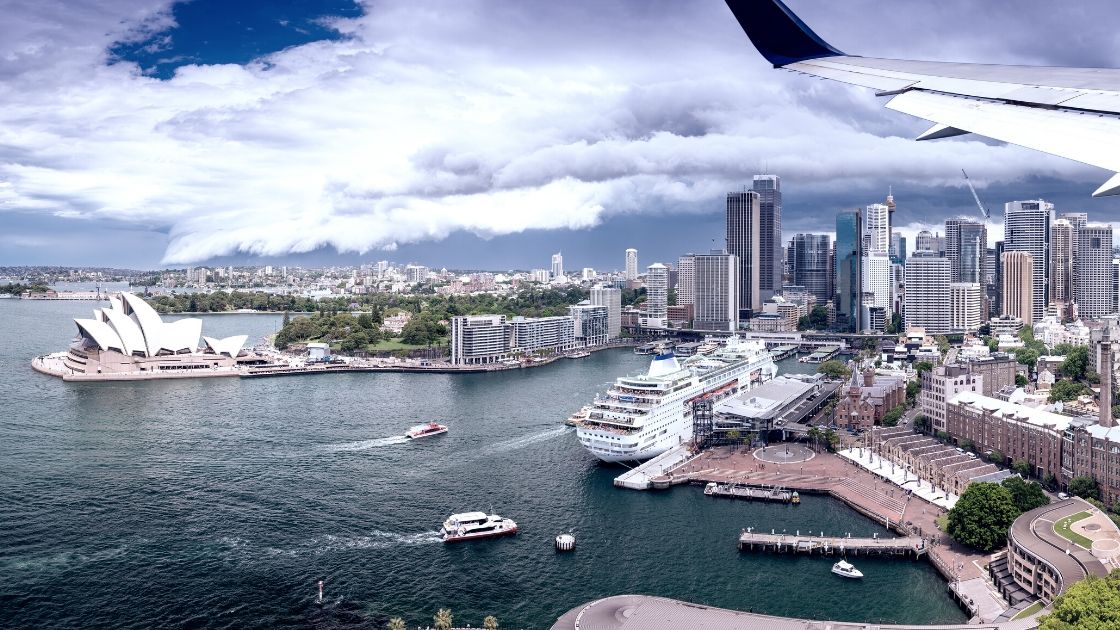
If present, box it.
[574,336,777,463]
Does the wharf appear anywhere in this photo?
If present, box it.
[769,344,798,360]
[704,481,792,503]
[613,444,698,490]
[738,530,927,557]
[798,345,839,363]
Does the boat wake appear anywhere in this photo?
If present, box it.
[324,435,410,452]
[219,530,442,559]
[480,426,569,456]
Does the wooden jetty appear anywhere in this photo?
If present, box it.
[704,482,792,503]
[738,530,927,558]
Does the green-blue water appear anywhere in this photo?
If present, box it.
[0,298,966,628]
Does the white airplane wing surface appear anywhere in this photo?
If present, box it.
[725,0,1120,196]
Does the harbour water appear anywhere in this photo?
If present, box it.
[0,299,967,628]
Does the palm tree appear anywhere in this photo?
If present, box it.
[434,608,453,630]
[483,615,499,630]
[726,429,741,452]
[807,427,821,452]
[387,618,406,630]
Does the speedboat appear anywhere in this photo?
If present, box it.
[440,512,518,543]
[831,559,863,579]
[406,422,448,439]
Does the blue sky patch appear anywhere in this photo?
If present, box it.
[109,0,363,79]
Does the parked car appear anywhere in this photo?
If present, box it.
[1058,492,1070,500]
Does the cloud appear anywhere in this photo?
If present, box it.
[0,0,1116,265]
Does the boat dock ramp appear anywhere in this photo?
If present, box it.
[613,444,698,490]
[738,530,927,558]
[704,482,793,503]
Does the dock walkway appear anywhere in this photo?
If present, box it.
[738,530,927,557]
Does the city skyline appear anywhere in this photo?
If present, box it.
[6,0,1120,269]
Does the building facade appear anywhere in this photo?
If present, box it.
[570,304,609,347]
[903,253,952,334]
[753,175,782,302]
[693,251,740,332]
[726,190,761,317]
[590,285,622,339]
[790,233,832,305]
[643,263,669,328]
[1002,251,1036,326]
[946,392,1067,481]
[676,254,695,306]
[950,282,984,332]
[1050,218,1074,305]
[625,248,637,281]
[1075,225,1114,319]
[450,315,512,365]
[1004,200,1052,323]
[835,211,861,332]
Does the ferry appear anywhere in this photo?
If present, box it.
[573,336,777,463]
[406,422,448,439]
[831,559,863,579]
[439,512,518,543]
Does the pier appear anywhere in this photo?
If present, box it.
[704,481,792,503]
[768,344,798,360]
[738,530,927,557]
[798,345,840,363]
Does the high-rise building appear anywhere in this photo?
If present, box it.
[864,203,890,254]
[950,283,984,332]
[1076,225,1114,319]
[590,285,622,339]
[915,230,945,255]
[752,175,782,301]
[835,211,861,332]
[644,263,669,324]
[993,241,1005,315]
[1004,200,1052,322]
[693,251,739,332]
[1050,218,1074,304]
[726,189,761,317]
[890,231,907,264]
[1002,251,1035,326]
[790,234,832,305]
[946,219,987,283]
[862,252,891,332]
[676,255,695,306]
[551,252,564,279]
[903,253,951,333]
[569,304,609,347]
[624,248,638,281]
[450,315,512,365]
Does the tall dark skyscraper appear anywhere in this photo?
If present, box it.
[1004,200,1052,323]
[752,175,781,301]
[726,189,761,318]
[791,233,832,304]
[945,219,987,283]
[835,210,861,332]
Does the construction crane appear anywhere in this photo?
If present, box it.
[961,169,991,220]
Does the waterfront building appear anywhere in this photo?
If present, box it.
[49,292,251,380]
[1075,224,1114,319]
[1002,251,1035,326]
[1050,218,1074,305]
[693,251,739,332]
[551,252,564,279]
[752,174,782,301]
[450,315,512,365]
[676,254,695,306]
[834,365,906,430]
[643,263,669,329]
[758,295,803,331]
[510,316,576,355]
[920,365,984,433]
[835,211,861,332]
[950,283,984,332]
[946,391,1068,482]
[903,253,951,334]
[569,304,609,347]
[1004,200,1052,323]
[666,304,693,328]
[726,189,761,316]
[625,248,638,281]
[790,234,831,304]
[1062,419,1120,505]
[590,285,622,339]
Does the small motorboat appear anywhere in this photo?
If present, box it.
[831,559,863,579]
[406,422,448,439]
[440,512,518,543]
[791,491,801,505]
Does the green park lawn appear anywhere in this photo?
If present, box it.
[1053,511,1093,549]
[1011,601,1044,620]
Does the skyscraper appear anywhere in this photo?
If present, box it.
[946,219,987,284]
[676,254,695,306]
[624,248,637,281]
[1076,225,1114,319]
[890,231,907,264]
[904,253,952,333]
[551,252,564,279]
[590,285,622,339]
[835,211,861,332]
[726,189,761,317]
[863,203,890,254]
[645,263,669,323]
[862,253,891,332]
[950,283,983,332]
[693,251,739,332]
[790,234,832,304]
[752,175,782,301]
[1050,218,1074,304]
[1002,251,1035,326]
[1004,200,1052,322]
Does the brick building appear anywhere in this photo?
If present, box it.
[834,366,906,430]
[946,392,1068,481]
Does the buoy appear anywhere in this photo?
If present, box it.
[555,533,576,551]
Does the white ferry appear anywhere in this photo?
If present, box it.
[406,422,448,439]
[439,512,518,543]
[574,336,777,463]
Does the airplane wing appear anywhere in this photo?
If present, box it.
[725,0,1120,197]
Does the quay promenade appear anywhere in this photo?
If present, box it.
[651,445,1010,622]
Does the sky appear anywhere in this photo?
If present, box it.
[3,0,1120,271]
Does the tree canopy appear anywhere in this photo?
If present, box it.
[1001,476,1050,513]
[1049,379,1089,403]
[946,482,1021,552]
[1068,476,1102,501]
[1039,571,1120,630]
[817,360,851,379]
[1059,346,1091,381]
[913,361,934,374]
[797,306,830,331]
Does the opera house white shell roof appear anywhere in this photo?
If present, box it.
[73,292,247,358]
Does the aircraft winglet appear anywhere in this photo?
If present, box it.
[725,0,844,67]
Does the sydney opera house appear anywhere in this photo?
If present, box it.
[32,292,261,381]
